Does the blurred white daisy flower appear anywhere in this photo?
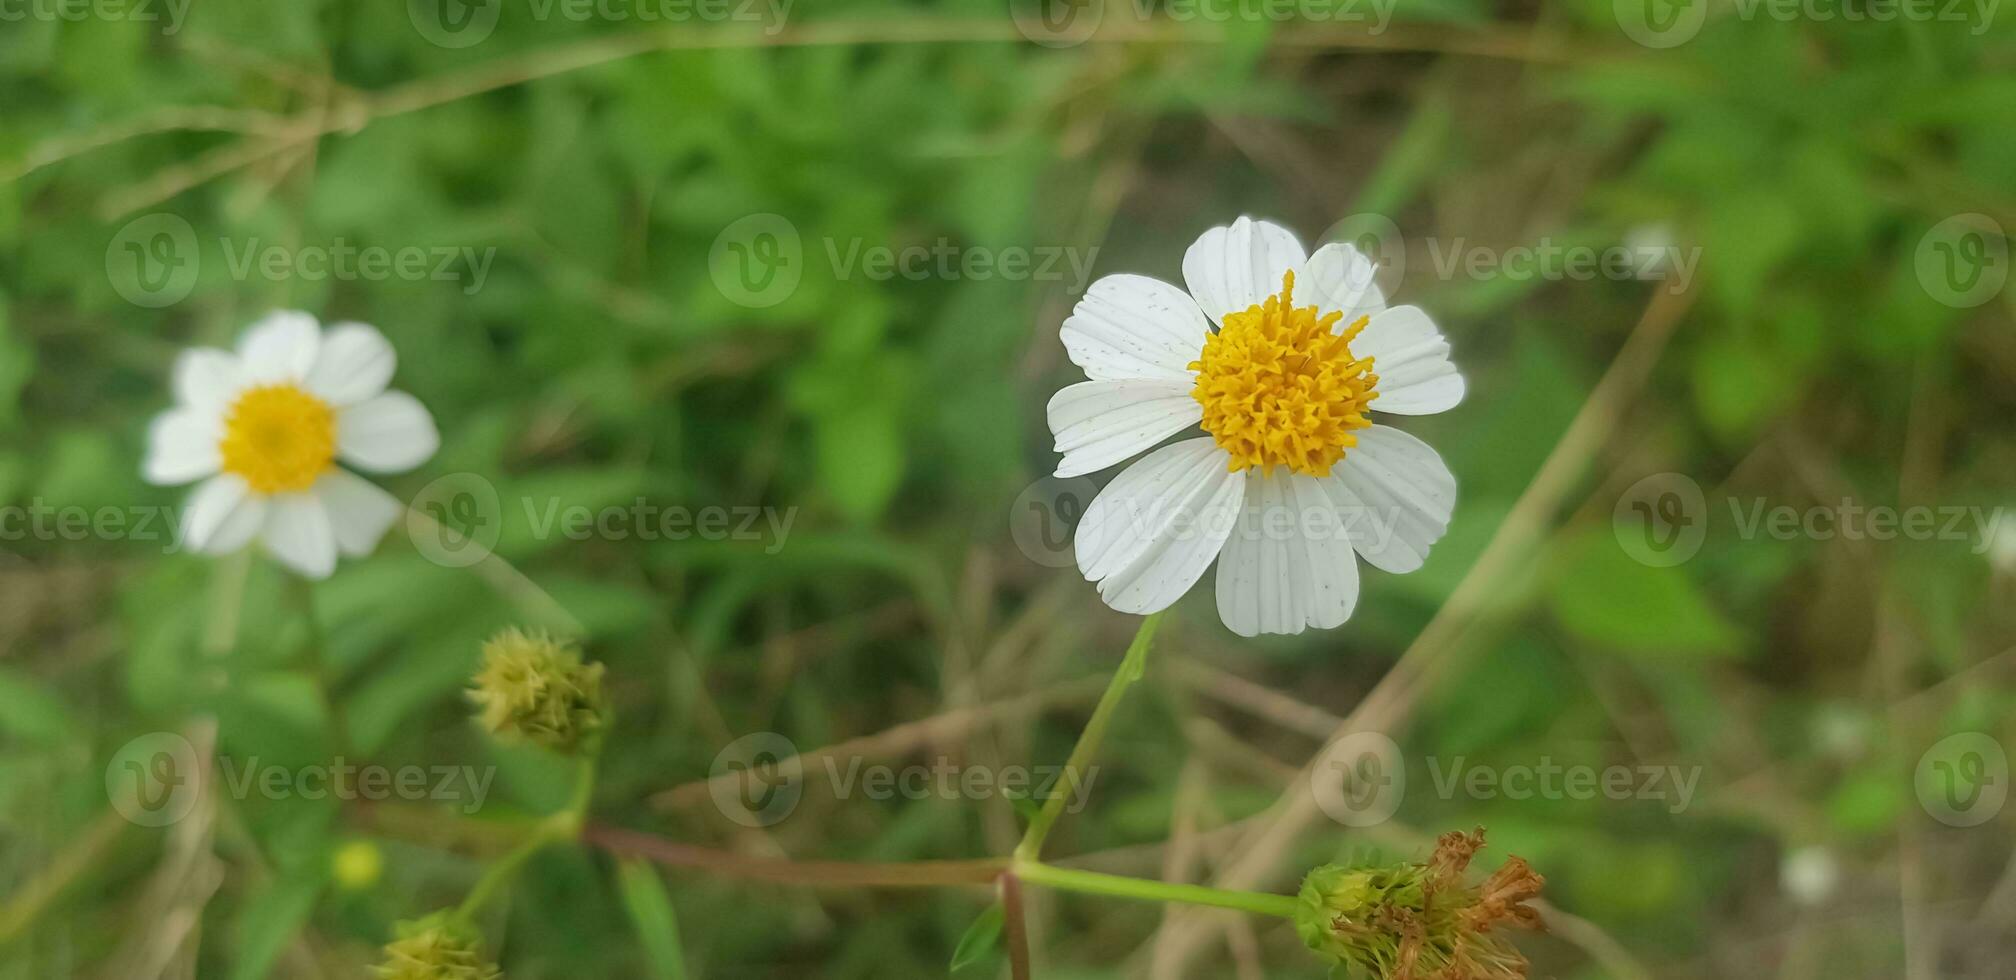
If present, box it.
[1985,513,2016,575]
[1048,217,1462,636]
[1779,846,1839,906]
[143,312,439,579]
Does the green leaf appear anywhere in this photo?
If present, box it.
[948,901,1004,973]
[816,403,904,523]
[228,872,326,980]
[0,666,79,744]
[1689,330,1788,443]
[616,859,689,980]
[1548,531,1739,657]
[1004,788,1042,827]
[1826,768,1907,837]
[0,298,27,432]
[1702,190,1802,315]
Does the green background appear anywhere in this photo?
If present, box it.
[2,1,2014,977]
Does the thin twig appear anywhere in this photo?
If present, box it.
[0,809,128,944]
[1536,900,1656,980]
[29,18,1582,217]
[0,106,290,184]
[651,674,1110,811]
[403,507,585,635]
[583,824,1005,888]
[1001,873,1033,980]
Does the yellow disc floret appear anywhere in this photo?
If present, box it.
[218,383,337,494]
[1190,270,1378,477]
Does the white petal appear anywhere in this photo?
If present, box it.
[261,492,337,579]
[236,311,321,384]
[181,474,265,555]
[1048,380,1202,478]
[1356,306,1464,415]
[1061,274,1210,383]
[304,322,397,406]
[337,392,439,473]
[172,348,244,410]
[143,408,221,485]
[315,469,405,558]
[1215,473,1360,637]
[1321,426,1455,574]
[1181,217,1308,323]
[1075,438,1246,615]
[1302,242,1387,323]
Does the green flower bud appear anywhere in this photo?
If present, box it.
[1294,829,1544,980]
[374,912,501,980]
[467,628,606,753]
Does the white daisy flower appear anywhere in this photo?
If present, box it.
[142,311,440,579]
[1048,217,1463,637]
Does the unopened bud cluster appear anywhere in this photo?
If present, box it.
[467,628,607,753]
[374,912,501,980]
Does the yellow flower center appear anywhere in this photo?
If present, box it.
[218,384,337,494]
[1190,270,1378,477]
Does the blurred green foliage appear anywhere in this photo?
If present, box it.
[3,1,2015,977]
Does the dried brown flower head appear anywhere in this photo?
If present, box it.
[1295,828,1546,980]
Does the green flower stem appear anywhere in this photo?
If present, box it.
[453,826,552,924]
[1011,859,1299,918]
[454,754,598,924]
[1014,611,1163,862]
[557,745,598,836]
[291,574,351,752]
